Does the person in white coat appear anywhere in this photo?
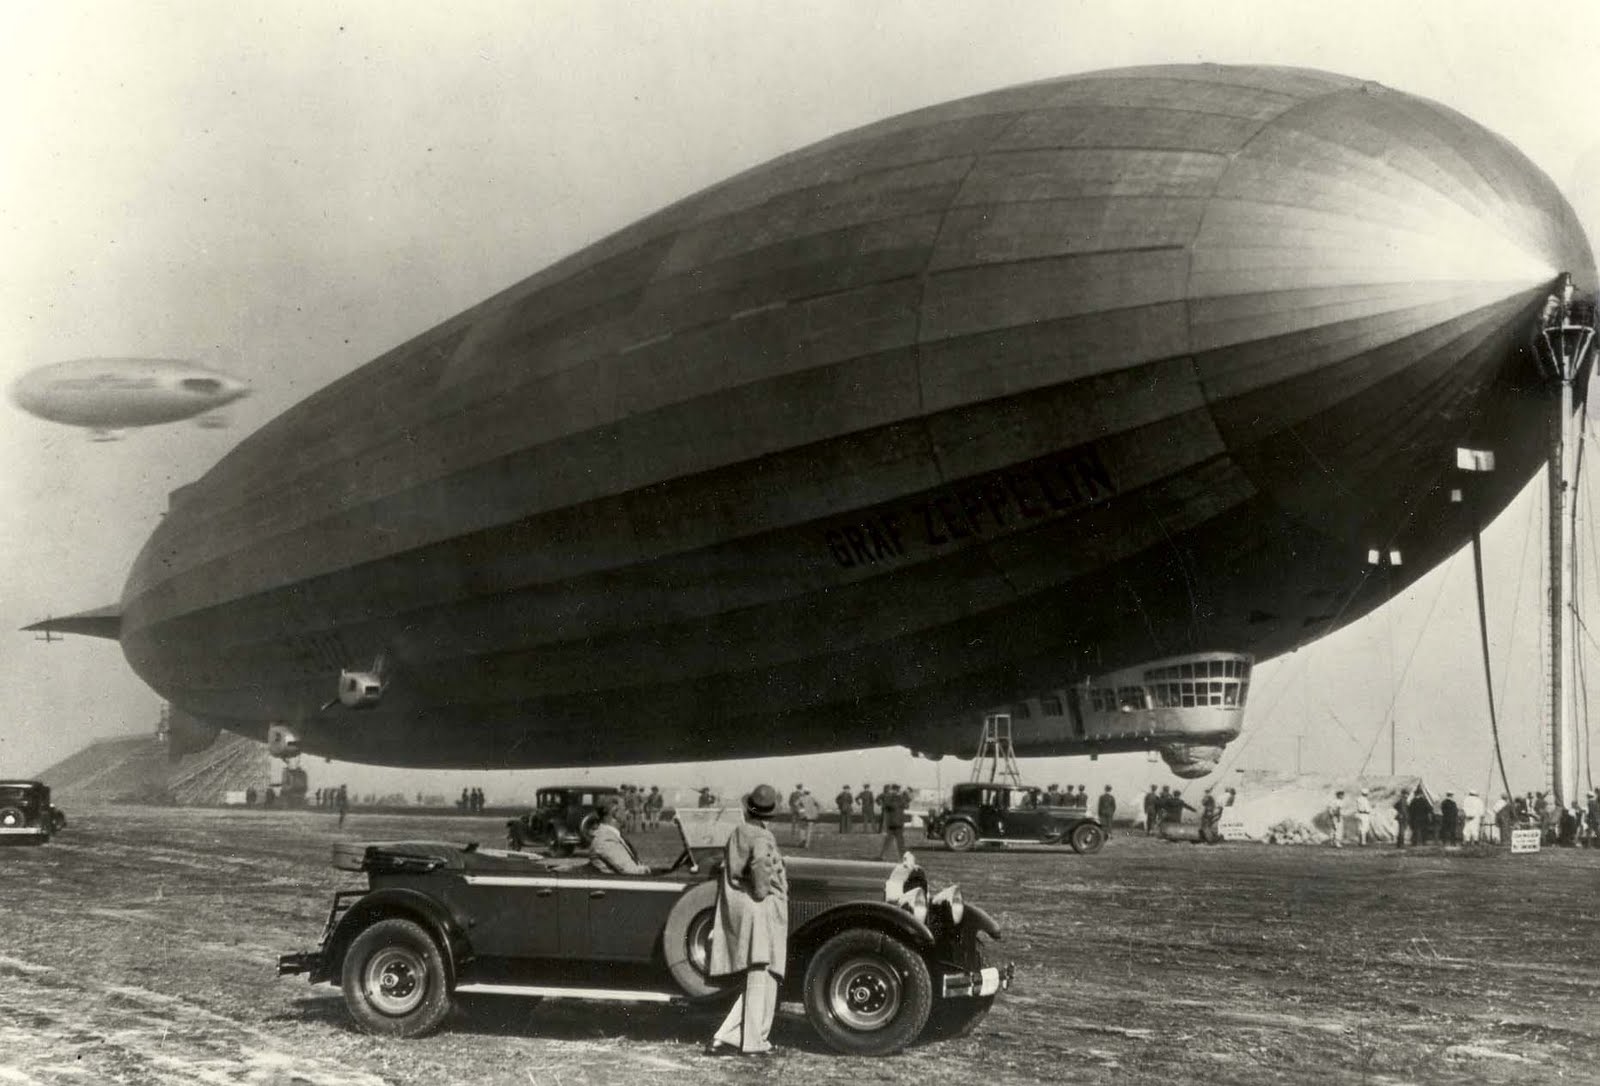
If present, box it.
[1354,789,1372,846]
[706,784,788,1057]
[1461,790,1484,844]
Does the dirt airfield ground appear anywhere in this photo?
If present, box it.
[2,804,1598,1086]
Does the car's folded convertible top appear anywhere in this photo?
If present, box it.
[332,840,600,875]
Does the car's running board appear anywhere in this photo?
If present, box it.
[454,983,679,1003]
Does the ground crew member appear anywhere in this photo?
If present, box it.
[1199,790,1222,843]
[707,784,787,1057]
[1394,789,1410,847]
[788,785,804,843]
[1327,791,1345,848]
[1408,789,1433,845]
[1440,793,1460,847]
[835,786,854,834]
[1460,790,1482,844]
[644,786,664,831]
[796,787,820,849]
[1097,785,1116,837]
[336,784,348,828]
[1355,789,1372,846]
[859,784,876,834]
[878,785,908,861]
[1143,785,1159,835]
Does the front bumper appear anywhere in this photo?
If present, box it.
[939,962,1013,998]
[0,826,49,842]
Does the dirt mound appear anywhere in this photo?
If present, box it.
[36,732,270,806]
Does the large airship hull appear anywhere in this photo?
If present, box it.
[109,65,1591,769]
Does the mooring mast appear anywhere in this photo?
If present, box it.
[1532,273,1595,807]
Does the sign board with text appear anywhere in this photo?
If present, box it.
[1510,829,1541,854]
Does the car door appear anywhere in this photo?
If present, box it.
[457,873,572,959]
[581,873,690,962]
[977,788,1006,837]
[1006,790,1048,838]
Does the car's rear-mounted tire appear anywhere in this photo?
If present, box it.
[661,881,738,1002]
[341,918,453,1038]
[802,928,932,1056]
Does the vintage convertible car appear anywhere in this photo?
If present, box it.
[278,811,1010,1055]
[926,783,1105,854]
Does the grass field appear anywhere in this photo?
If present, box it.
[1,804,1596,1085]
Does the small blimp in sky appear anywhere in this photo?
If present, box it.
[9,358,251,441]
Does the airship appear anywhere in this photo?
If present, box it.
[10,358,251,440]
[28,65,1595,777]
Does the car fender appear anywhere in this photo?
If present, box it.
[323,888,466,986]
[961,903,1002,940]
[790,900,935,965]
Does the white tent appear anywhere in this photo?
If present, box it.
[1208,772,1451,844]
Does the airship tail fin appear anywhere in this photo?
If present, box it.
[24,605,122,641]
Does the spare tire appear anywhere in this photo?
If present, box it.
[661,880,738,1002]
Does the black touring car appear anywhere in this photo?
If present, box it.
[279,810,1009,1055]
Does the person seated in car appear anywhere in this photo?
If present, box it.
[588,796,652,875]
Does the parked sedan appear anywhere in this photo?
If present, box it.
[0,781,66,845]
[926,783,1106,854]
[278,822,1009,1056]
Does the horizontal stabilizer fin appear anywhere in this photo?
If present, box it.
[25,605,122,641]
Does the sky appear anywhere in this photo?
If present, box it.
[4,0,1600,805]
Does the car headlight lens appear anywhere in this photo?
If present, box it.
[897,885,928,923]
[932,883,964,925]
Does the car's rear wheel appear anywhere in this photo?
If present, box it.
[341,918,453,1038]
[48,810,65,833]
[1070,821,1106,855]
[802,928,932,1056]
[0,807,24,829]
[942,821,977,852]
[921,949,995,1042]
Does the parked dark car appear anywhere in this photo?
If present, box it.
[279,817,1010,1055]
[926,783,1105,854]
[505,786,619,855]
[0,781,66,845]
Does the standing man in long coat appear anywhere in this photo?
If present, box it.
[835,785,854,835]
[1096,785,1117,838]
[707,784,788,1057]
[858,784,876,835]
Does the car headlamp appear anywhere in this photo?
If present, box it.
[932,883,964,925]
[897,885,929,924]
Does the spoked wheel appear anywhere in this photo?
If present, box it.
[802,928,932,1056]
[942,821,977,852]
[1070,821,1106,855]
[341,918,453,1037]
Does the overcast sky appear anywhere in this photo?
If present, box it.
[4,1,1600,804]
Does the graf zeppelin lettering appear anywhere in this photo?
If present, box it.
[822,444,1115,570]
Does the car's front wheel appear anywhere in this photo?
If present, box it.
[341,918,453,1038]
[0,807,23,829]
[802,928,933,1056]
[942,821,977,852]
[1070,821,1106,855]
